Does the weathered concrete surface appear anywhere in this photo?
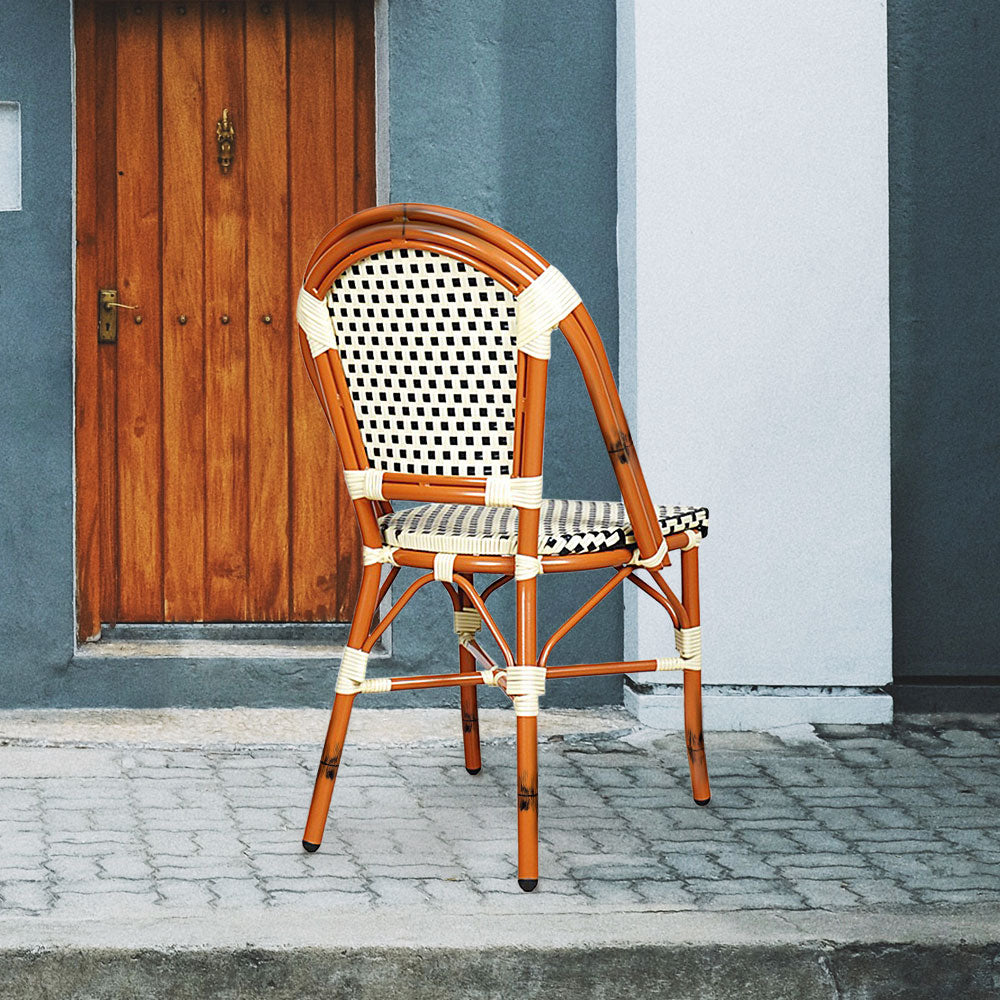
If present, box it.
[1,908,998,1000]
[1,710,998,997]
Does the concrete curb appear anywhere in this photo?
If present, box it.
[1,905,997,999]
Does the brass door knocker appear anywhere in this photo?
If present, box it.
[216,108,235,174]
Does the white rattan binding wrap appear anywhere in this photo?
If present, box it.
[453,609,482,644]
[335,647,370,695]
[378,500,709,558]
[344,468,385,501]
[297,286,338,357]
[515,266,582,360]
[484,475,543,509]
[505,665,547,717]
[362,545,397,566]
[630,539,669,569]
[433,552,457,582]
[327,247,518,477]
[514,554,543,580]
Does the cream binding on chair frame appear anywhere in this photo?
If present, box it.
[295,203,710,892]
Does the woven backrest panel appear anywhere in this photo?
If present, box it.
[326,247,519,477]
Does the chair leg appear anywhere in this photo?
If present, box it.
[302,563,381,852]
[456,576,482,774]
[516,714,539,891]
[459,642,483,774]
[302,692,357,851]
[684,669,711,805]
[681,545,711,805]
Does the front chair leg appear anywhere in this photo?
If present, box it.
[515,712,539,891]
[302,692,357,850]
[302,563,381,852]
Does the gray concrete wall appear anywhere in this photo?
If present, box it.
[0,0,621,707]
[0,1,76,704]
[387,0,622,706]
[889,1,1000,683]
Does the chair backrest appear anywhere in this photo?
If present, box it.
[327,246,518,478]
[296,203,665,561]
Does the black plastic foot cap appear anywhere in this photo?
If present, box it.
[518,878,538,893]
[466,766,481,775]
[694,796,711,806]
[302,840,320,853]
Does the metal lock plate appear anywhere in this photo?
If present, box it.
[99,288,118,344]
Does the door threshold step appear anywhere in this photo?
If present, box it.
[76,622,359,660]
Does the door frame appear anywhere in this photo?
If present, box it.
[71,0,389,644]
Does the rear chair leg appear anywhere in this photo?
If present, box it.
[302,564,381,852]
[456,576,482,774]
[684,669,711,805]
[680,545,711,805]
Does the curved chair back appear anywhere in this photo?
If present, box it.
[295,203,665,561]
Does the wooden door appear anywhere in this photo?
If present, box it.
[74,1,373,637]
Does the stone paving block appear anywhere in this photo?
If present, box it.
[793,879,861,908]
[264,876,369,896]
[367,876,430,906]
[155,878,215,907]
[56,878,154,895]
[0,881,51,910]
[685,877,783,898]
[52,890,161,913]
[96,854,151,879]
[208,877,268,907]
[420,879,485,907]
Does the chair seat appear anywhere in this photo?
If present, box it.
[378,499,709,558]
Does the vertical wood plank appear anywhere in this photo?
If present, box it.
[115,1,163,621]
[204,1,249,620]
[161,2,206,621]
[330,0,362,615]
[354,0,377,212]
[245,1,290,620]
[289,1,345,621]
[74,0,101,640]
[96,1,120,627]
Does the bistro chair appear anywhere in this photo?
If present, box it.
[295,203,710,891]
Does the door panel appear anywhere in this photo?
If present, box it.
[74,1,373,634]
[161,1,207,623]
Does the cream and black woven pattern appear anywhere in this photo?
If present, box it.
[326,248,518,477]
[378,500,709,557]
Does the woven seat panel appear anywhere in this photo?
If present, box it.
[326,248,518,477]
[378,500,709,557]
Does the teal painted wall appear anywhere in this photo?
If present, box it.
[889,2,1000,685]
[0,1,76,703]
[386,0,623,705]
[0,0,621,706]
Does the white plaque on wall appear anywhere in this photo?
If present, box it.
[0,102,22,212]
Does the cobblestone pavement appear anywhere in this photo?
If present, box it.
[0,709,998,918]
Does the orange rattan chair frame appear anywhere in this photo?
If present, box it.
[296,203,709,892]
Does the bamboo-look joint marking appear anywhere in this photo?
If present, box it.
[296,286,337,357]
